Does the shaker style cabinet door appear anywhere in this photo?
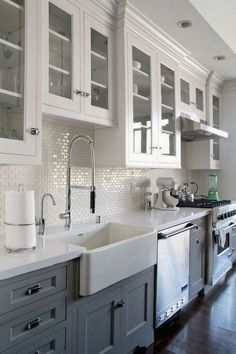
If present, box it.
[0,0,40,163]
[127,33,158,165]
[84,14,114,122]
[76,287,122,354]
[42,0,80,113]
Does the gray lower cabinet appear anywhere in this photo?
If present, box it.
[0,262,73,354]
[189,217,207,300]
[74,267,155,354]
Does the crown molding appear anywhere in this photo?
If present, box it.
[117,2,220,80]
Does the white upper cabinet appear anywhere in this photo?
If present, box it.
[41,0,114,126]
[158,54,181,167]
[95,29,181,169]
[185,73,223,170]
[127,35,158,165]
[0,0,41,164]
[180,71,206,122]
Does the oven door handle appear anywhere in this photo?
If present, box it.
[158,223,198,239]
[225,222,236,231]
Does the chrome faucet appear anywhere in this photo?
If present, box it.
[38,193,56,235]
[60,135,96,230]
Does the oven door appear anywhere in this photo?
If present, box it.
[213,223,234,284]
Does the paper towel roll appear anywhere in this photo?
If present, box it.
[5,191,35,224]
[5,224,36,249]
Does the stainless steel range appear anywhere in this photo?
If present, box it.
[179,198,236,285]
[208,202,236,285]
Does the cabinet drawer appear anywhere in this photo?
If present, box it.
[0,266,66,315]
[3,327,66,354]
[0,294,66,352]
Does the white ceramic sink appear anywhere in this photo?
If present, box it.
[45,223,157,295]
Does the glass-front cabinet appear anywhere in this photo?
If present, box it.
[126,34,181,167]
[127,35,157,165]
[180,73,206,122]
[84,14,113,121]
[42,0,114,124]
[43,0,78,112]
[0,0,40,163]
[158,55,180,167]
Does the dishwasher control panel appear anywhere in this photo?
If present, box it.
[157,295,188,326]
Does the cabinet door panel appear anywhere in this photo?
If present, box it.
[158,54,180,166]
[84,14,113,121]
[121,269,154,353]
[127,34,158,164]
[76,288,121,354]
[0,0,40,159]
[42,0,80,113]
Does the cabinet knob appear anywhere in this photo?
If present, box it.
[27,128,40,136]
[74,89,90,97]
[114,300,125,309]
[196,239,200,244]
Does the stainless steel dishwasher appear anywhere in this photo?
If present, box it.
[156,222,197,327]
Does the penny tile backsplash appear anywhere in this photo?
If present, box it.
[0,119,189,230]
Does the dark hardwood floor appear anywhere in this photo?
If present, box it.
[147,265,236,354]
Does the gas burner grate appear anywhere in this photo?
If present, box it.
[177,199,231,209]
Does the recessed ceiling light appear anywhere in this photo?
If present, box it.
[213,55,226,61]
[177,20,193,29]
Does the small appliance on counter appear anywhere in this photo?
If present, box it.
[153,177,179,211]
[208,173,219,201]
[131,177,153,210]
[4,184,36,251]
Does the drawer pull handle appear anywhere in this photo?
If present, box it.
[34,351,40,354]
[26,317,41,330]
[26,284,42,295]
[114,300,125,309]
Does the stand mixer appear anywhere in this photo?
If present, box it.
[154,177,179,211]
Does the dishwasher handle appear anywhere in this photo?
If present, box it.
[158,223,198,239]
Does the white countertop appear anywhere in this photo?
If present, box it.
[0,207,210,281]
[107,207,210,231]
[0,235,84,280]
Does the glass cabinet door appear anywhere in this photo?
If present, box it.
[212,95,220,162]
[180,78,191,113]
[0,0,39,160]
[0,0,25,142]
[160,64,176,157]
[48,2,72,99]
[84,14,113,121]
[43,0,78,112]
[195,84,205,120]
[132,46,152,155]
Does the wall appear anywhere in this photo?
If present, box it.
[0,119,189,231]
[218,81,236,199]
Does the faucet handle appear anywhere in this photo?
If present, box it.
[59,212,70,220]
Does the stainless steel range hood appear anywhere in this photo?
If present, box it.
[180,114,228,142]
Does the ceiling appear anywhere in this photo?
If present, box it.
[128,0,236,80]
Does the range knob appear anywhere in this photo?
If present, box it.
[218,214,224,220]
